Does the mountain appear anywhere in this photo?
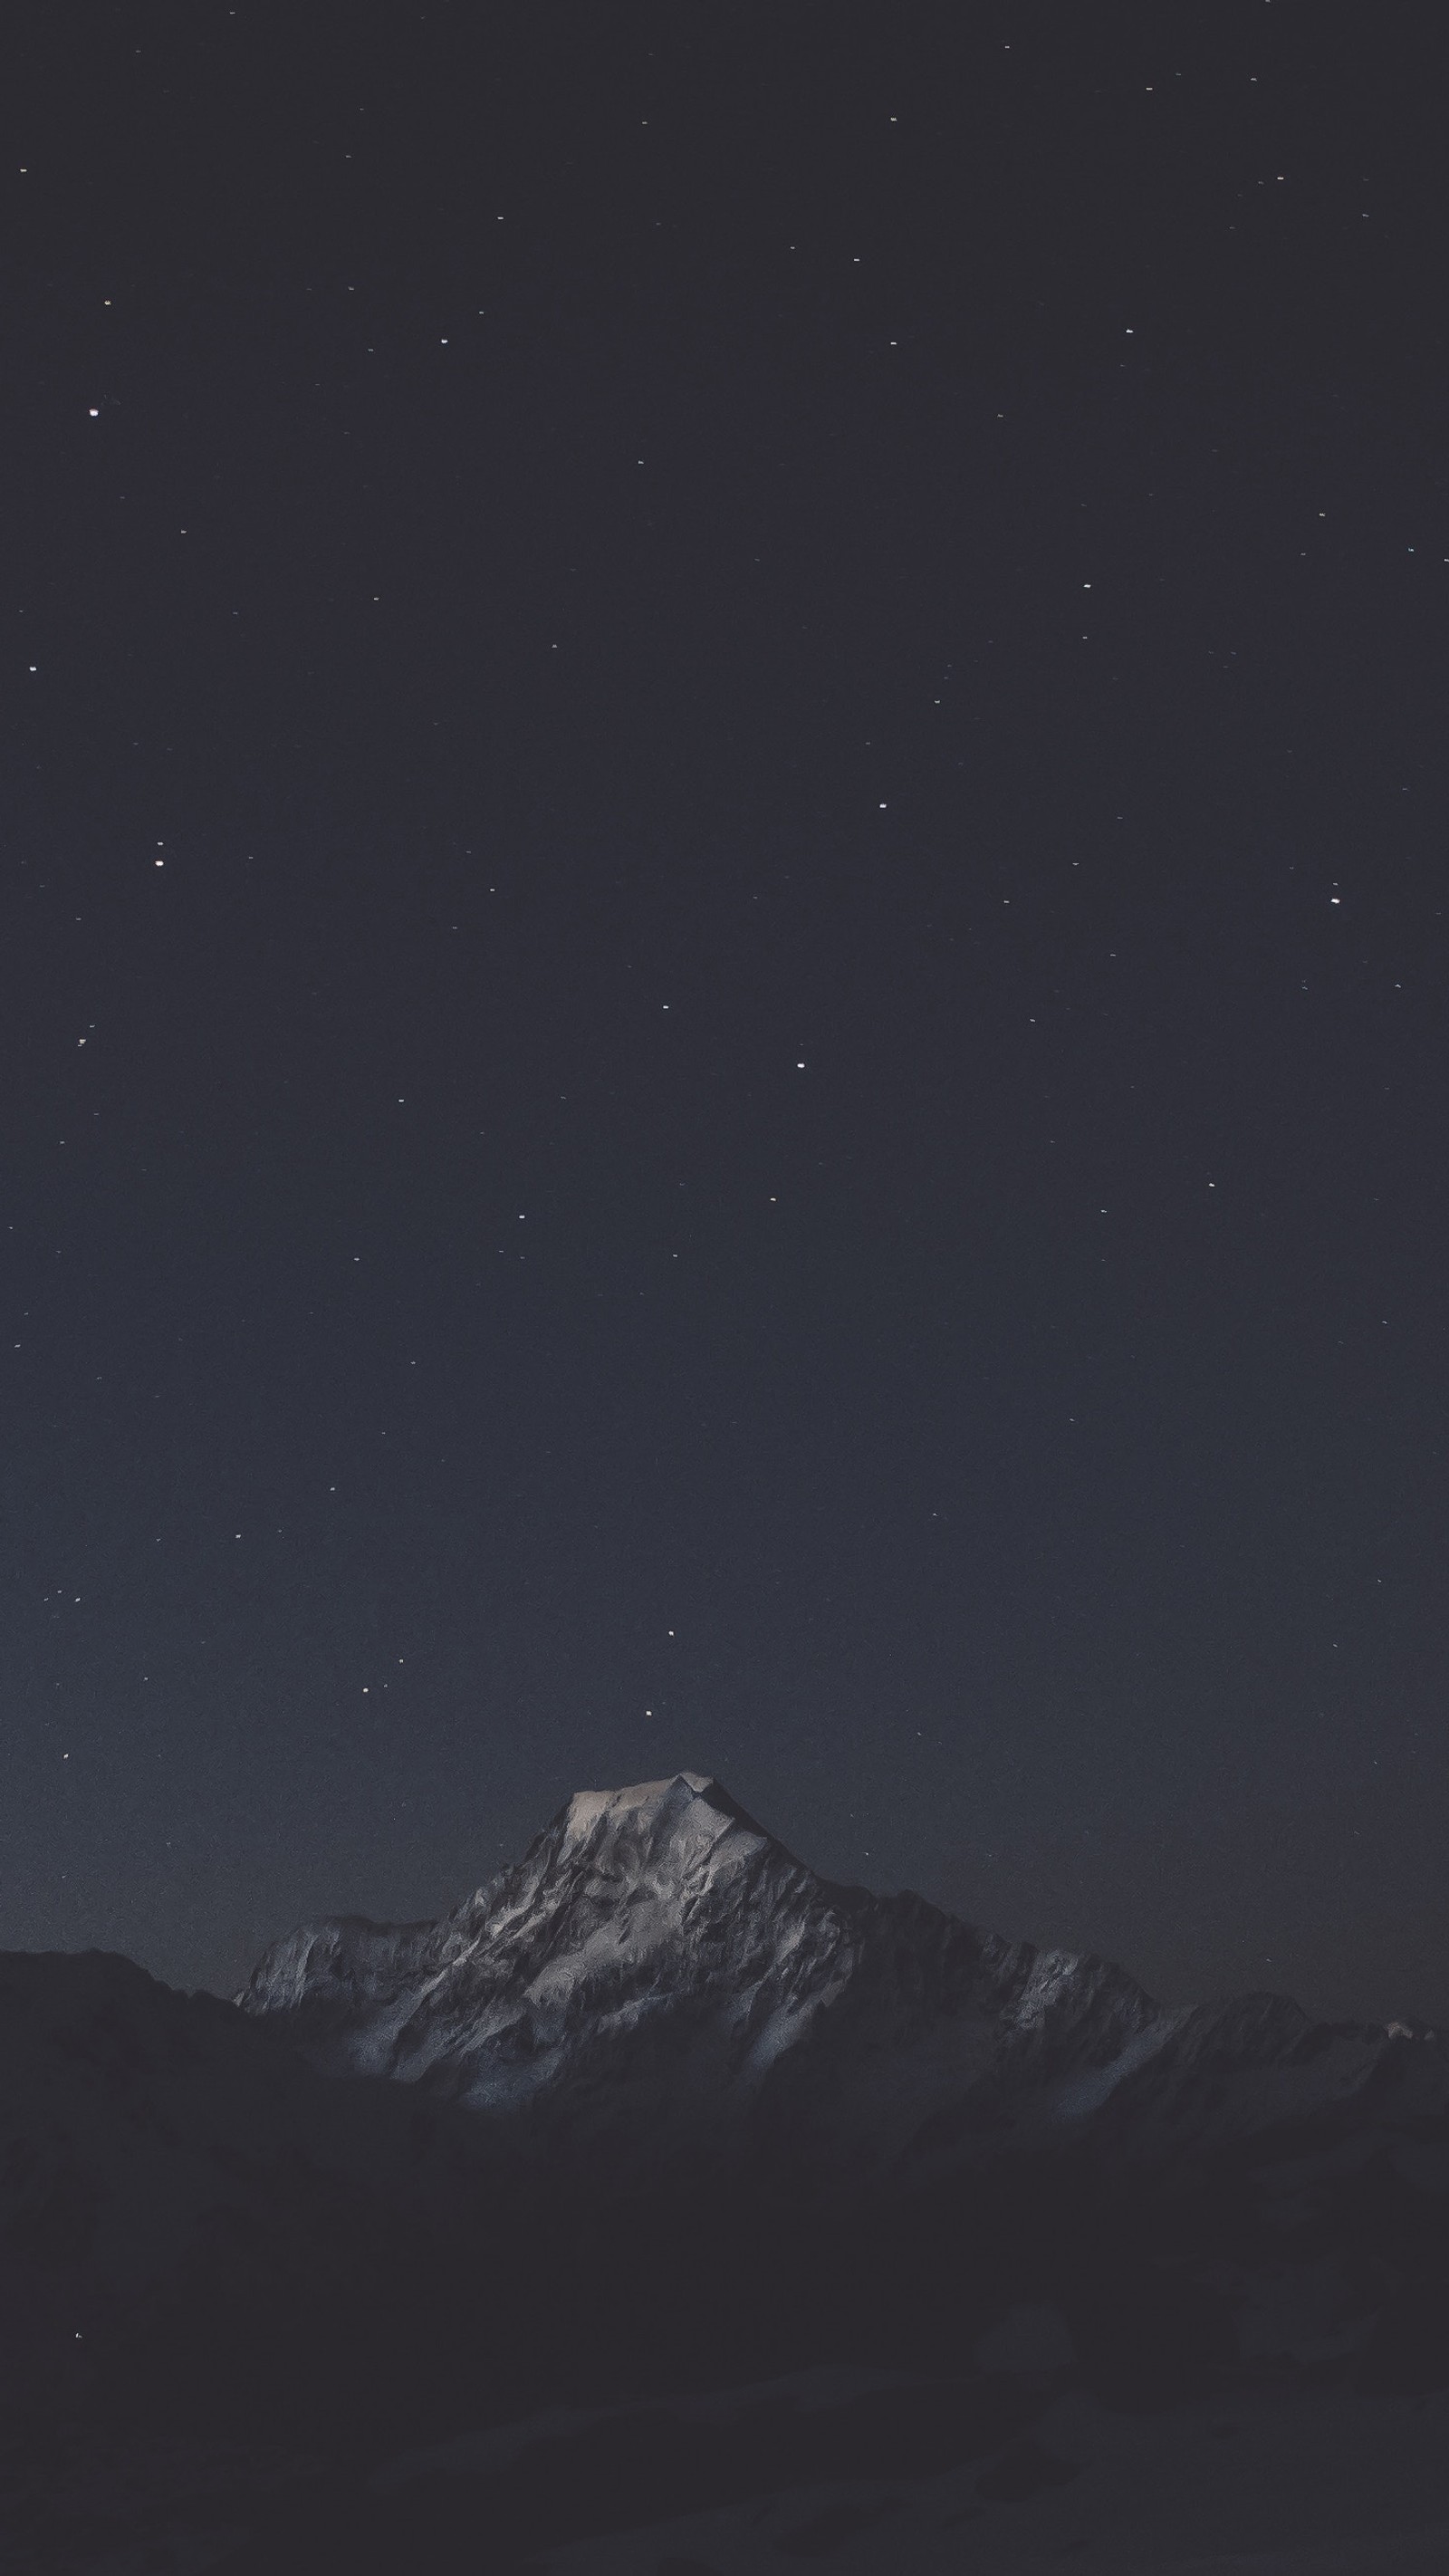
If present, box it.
[230,1769,1449,2414]
[8,1771,1449,2571]
[240,1771,1449,2193]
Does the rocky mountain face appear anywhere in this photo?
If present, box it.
[240,1771,1449,2192]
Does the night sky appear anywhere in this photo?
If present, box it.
[5,2,1448,2023]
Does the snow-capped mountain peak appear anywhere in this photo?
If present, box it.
[552,1768,773,1876]
[239,1774,1449,2190]
[238,1773,860,2129]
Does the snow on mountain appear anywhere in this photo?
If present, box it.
[239,1771,1449,2187]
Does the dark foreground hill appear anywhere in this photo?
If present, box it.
[6,1774,1449,2570]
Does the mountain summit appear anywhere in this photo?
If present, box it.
[240,1770,900,2151]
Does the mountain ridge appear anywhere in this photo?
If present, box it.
[238,1770,1446,2187]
